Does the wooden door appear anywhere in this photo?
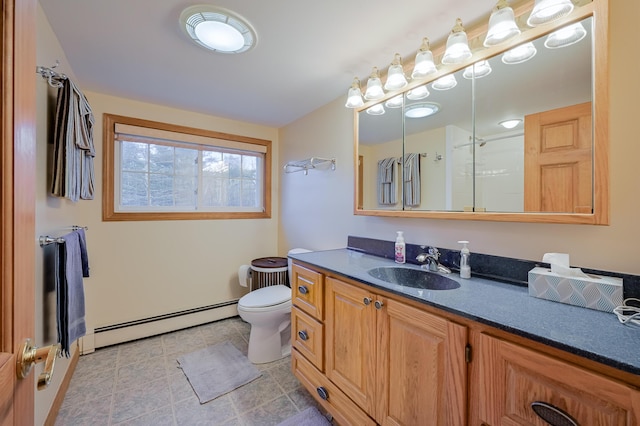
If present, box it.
[1,0,37,424]
[477,334,640,425]
[377,299,468,426]
[324,277,376,414]
[524,102,592,213]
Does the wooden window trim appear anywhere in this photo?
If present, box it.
[103,113,272,221]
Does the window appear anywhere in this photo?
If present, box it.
[103,114,271,220]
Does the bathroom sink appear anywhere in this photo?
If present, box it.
[367,266,460,290]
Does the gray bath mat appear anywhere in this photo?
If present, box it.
[277,407,332,426]
[177,341,261,404]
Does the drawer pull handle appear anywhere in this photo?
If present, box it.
[298,285,309,295]
[531,401,579,426]
[363,297,372,305]
[374,300,384,310]
[317,386,329,401]
[298,330,309,341]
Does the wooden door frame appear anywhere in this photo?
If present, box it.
[1,0,37,424]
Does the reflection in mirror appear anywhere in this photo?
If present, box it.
[474,16,593,213]
[404,67,472,211]
[356,15,594,215]
[358,98,404,210]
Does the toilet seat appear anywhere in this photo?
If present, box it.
[238,285,291,310]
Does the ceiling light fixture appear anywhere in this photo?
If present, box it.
[384,53,409,91]
[180,5,256,54]
[527,0,574,27]
[432,74,458,91]
[484,0,521,46]
[463,60,492,79]
[442,19,473,64]
[405,102,441,119]
[502,42,538,64]
[407,85,430,100]
[544,22,587,48]
[364,67,385,101]
[411,38,437,79]
[345,77,364,108]
[499,119,522,129]
[366,104,386,116]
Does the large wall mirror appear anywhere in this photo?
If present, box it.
[355,0,608,224]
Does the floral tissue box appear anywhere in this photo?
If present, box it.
[528,266,623,313]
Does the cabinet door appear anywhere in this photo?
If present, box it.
[477,333,640,425]
[325,277,377,414]
[377,299,468,426]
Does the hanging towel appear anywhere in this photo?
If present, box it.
[377,157,398,205]
[56,230,88,357]
[403,153,422,207]
[51,79,95,202]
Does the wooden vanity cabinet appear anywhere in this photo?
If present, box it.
[325,275,468,425]
[475,333,640,426]
[291,263,375,424]
[291,261,640,426]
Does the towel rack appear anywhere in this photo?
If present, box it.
[39,225,88,246]
[284,157,336,175]
[395,152,427,164]
[36,60,67,88]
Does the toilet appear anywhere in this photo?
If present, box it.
[237,248,311,364]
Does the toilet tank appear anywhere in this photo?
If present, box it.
[287,248,311,283]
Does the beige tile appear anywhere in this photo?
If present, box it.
[112,405,175,426]
[228,375,283,412]
[112,378,172,424]
[238,395,298,426]
[56,317,305,426]
[174,394,236,426]
[115,356,167,391]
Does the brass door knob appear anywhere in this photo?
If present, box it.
[17,339,60,390]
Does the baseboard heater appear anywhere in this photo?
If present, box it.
[90,299,240,350]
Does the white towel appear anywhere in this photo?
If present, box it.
[51,79,95,202]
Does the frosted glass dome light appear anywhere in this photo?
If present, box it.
[180,6,256,54]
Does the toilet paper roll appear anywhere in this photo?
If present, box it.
[238,264,251,287]
[542,253,590,278]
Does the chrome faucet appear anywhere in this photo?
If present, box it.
[416,247,452,274]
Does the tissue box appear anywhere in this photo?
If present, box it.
[528,267,623,313]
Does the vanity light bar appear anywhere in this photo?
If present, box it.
[345,0,586,109]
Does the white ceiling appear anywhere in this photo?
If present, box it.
[38,0,499,128]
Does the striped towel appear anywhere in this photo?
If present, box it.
[377,157,398,205]
[403,153,421,207]
[51,79,95,202]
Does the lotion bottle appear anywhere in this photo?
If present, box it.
[458,240,471,279]
[395,231,406,264]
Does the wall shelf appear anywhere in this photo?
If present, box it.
[284,157,336,175]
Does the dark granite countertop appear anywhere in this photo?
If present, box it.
[290,248,640,376]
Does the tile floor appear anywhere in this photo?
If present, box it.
[55,316,325,426]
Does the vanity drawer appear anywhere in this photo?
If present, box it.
[477,333,640,426]
[292,307,324,371]
[292,350,375,426]
[291,263,324,319]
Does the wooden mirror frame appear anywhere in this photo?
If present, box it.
[354,0,608,225]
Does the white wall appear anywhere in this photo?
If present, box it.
[279,0,640,277]
[35,6,81,424]
[80,92,279,332]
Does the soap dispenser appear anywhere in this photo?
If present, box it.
[395,231,406,264]
[458,240,471,279]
